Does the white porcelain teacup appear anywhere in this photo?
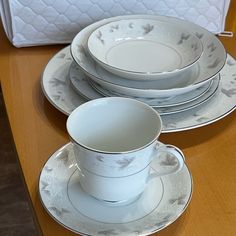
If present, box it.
[67,97,185,205]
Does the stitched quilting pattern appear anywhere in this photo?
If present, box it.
[0,0,230,47]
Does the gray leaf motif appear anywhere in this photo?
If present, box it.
[160,153,177,166]
[44,165,53,172]
[196,116,209,123]
[195,32,204,39]
[98,229,119,235]
[116,157,135,169]
[110,24,119,32]
[57,53,66,59]
[49,78,66,87]
[52,93,65,102]
[96,155,104,162]
[41,180,50,195]
[154,213,172,227]
[169,194,187,205]
[48,207,70,217]
[191,42,199,51]
[207,58,221,69]
[221,88,236,97]
[227,59,235,66]
[77,45,86,55]
[142,23,154,35]
[164,121,177,129]
[129,22,134,28]
[52,95,60,101]
[177,33,190,44]
[56,149,70,165]
[207,42,217,52]
[97,30,104,44]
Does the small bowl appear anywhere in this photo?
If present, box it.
[87,18,203,81]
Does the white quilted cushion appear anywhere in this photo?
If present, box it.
[0,0,231,47]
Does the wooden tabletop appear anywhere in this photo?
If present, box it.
[0,3,236,236]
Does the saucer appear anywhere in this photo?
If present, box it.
[69,61,214,108]
[39,143,193,236]
[40,46,236,132]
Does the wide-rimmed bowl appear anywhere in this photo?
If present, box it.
[71,14,226,97]
[87,18,203,81]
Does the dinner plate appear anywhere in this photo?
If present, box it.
[41,46,236,132]
[70,62,213,108]
[87,18,202,80]
[71,14,226,97]
[39,142,193,236]
[69,65,220,115]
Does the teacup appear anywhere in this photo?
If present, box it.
[67,97,185,205]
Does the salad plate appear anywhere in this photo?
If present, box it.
[89,77,220,115]
[41,46,236,132]
[69,62,220,115]
[39,142,193,236]
[71,14,226,97]
[87,18,202,80]
[70,62,213,108]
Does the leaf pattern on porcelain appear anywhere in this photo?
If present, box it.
[169,194,187,205]
[160,153,178,166]
[110,25,119,32]
[177,33,190,44]
[57,53,66,59]
[97,229,119,235]
[191,42,200,51]
[221,88,236,97]
[41,180,50,195]
[96,155,105,162]
[195,32,204,39]
[116,156,135,169]
[142,23,154,34]
[48,207,70,217]
[128,22,134,28]
[49,78,66,87]
[96,30,104,44]
[44,165,53,172]
[226,59,235,66]
[207,42,217,52]
[154,213,172,227]
[207,58,221,69]
[56,149,70,165]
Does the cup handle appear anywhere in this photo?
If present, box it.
[149,141,185,179]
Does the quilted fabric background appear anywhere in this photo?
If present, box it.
[0,0,231,47]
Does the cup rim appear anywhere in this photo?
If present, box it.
[67,97,162,154]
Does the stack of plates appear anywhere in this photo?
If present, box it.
[41,14,236,133]
[70,14,226,116]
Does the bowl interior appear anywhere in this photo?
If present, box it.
[87,18,203,75]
